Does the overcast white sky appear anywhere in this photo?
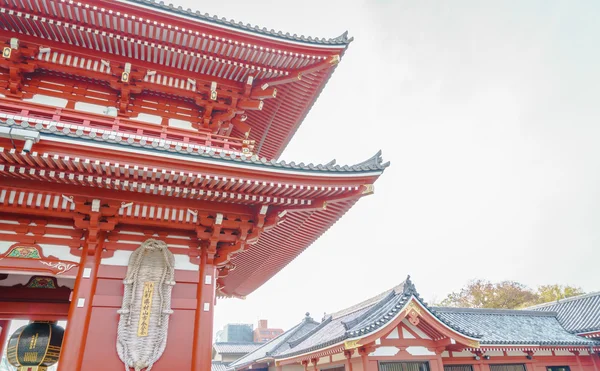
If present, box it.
[170,0,600,336]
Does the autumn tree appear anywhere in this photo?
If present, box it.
[536,285,585,304]
[438,280,584,309]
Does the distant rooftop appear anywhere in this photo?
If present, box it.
[527,291,600,334]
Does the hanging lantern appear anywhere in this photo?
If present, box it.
[6,321,65,371]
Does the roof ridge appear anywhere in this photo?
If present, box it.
[266,316,320,356]
[326,279,408,319]
[432,307,559,317]
[227,321,307,369]
[123,0,353,47]
[526,291,600,310]
[287,316,333,349]
[214,341,263,344]
[342,290,397,330]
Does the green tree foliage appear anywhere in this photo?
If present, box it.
[438,280,584,309]
[536,284,585,304]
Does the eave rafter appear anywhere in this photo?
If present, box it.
[0,0,339,137]
[0,177,285,288]
[0,35,276,135]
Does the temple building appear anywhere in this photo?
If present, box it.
[255,320,285,343]
[0,1,388,370]
[229,277,600,371]
[528,293,600,340]
[213,342,263,365]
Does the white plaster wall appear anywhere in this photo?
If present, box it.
[402,319,431,339]
[406,346,436,356]
[38,244,81,262]
[331,353,346,362]
[0,240,14,254]
[370,347,400,356]
[101,248,199,271]
[386,327,400,339]
[24,94,68,108]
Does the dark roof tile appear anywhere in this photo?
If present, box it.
[433,307,599,346]
[213,342,264,355]
[527,292,600,334]
[124,0,352,46]
[227,315,320,370]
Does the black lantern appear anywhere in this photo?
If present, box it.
[6,321,65,371]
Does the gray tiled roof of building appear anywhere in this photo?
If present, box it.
[212,361,228,371]
[527,292,600,334]
[124,0,353,46]
[232,277,600,366]
[213,342,264,355]
[227,315,320,370]
[433,307,599,346]
[274,276,481,359]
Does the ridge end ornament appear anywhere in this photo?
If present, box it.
[116,239,175,371]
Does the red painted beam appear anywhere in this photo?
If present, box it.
[0,301,70,320]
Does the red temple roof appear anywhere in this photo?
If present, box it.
[0,0,351,159]
[0,1,385,297]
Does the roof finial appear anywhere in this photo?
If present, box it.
[403,274,417,295]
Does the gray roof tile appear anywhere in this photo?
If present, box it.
[212,361,228,371]
[527,292,600,334]
[433,307,599,346]
[274,276,480,359]
[213,342,264,355]
[1,118,389,175]
[124,0,352,46]
[228,314,320,370]
[232,278,600,366]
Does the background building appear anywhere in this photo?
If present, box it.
[212,342,262,365]
[215,324,254,343]
[253,320,283,343]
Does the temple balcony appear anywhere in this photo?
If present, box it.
[0,97,255,156]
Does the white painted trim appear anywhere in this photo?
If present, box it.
[38,244,81,262]
[41,135,383,178]
[173,254,199,271]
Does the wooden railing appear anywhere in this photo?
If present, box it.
[0,97,254,155]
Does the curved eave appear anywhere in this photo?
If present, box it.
[35,134,386,180]
[478,343,600,348]
[275,296,482,363]
[118,0,352,49]
[221,197,361,297]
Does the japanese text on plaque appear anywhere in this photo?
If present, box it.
[137,282,155,337]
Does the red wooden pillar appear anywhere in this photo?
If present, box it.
[57,231,104,371]
[430,348,446,371]
[574,351,584,371]
[191,247,216,371]
[311,358,319,371]
[359,347,369,371]
[344,350,354,371]
[590,352,599,371]
[0,320,11,358]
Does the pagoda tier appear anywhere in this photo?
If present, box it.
[0,0,351,159]
[0,96,388,297]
